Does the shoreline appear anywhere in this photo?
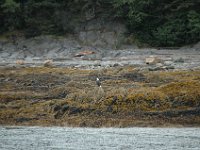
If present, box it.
[1,116,200,128]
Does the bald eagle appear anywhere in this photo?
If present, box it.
[96,78,101,87]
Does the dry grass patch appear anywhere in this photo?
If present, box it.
[159,81,200,107]
[0,91,45,102]
[125,88,168,111]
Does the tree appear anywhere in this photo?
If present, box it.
[113,0,200,46]
[0,0,199,46]
[1,0,20,30]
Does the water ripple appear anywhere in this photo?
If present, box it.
[0,127,200,150]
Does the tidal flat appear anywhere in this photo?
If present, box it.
[0,66,200,127]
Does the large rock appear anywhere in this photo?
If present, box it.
[74,50,95,57]
[77,19,127,48]
[193,41,200,51]
[145,56,163,65]
[0,35,82,62]
[16,60,25,65]
[43,59,53,67]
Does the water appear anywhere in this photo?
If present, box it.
[0,127,200,150]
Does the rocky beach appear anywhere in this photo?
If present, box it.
[0,34,200,127]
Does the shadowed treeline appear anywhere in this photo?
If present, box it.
[0,0,200,46]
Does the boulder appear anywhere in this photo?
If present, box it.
[112,63,120,67]
[145,56,163,65]
[164,61,174,66]
[16,60,25,65]
[74,50,95,57]
[156,63,163,67]
[68,107,83,115]
[149,65,175,71]
[193,41,200,51]
[77,19,126,48]
[43,59,53,67]
[52,105,61,112]
[174,58,184,63]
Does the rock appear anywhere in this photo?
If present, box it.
[54,111,63,119]
[15,117,33,123]
[101,32,117,47]
[164,61,174,66]
[57,91,68,99]
[52,105,62,112]
[93,62,101,67]
[106,105,113,112]
[68,107,83,115]
[174,57,184,63]
[93,39,106,47]
[16,60,25,65]
[163,66,175,70]
[149,65,175,71]
[77,19,126,48]
[145,56,163,65]
[43,59,53,67]
[113,63,120,67]
[10,52,19,59]
[74,50,95,57]
[123,72,146,82]
[79,121,87,127]
[149,67,164,71]
[4,78,11,82]
[94,110,103,116]
[61,104,69,112]
[193,41,200,51]
[0,105,6,109]
[84,20,102,31]
[111,96,118,105]
[1,52,10,58]
[156,63,163,67]
[79,32,87,44]
[86,31,99,43]
[83,53,102,61]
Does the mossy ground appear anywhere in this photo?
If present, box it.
[0,66,200,127]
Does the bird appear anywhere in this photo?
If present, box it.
[96,77,101,87]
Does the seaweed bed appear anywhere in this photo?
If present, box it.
[0,66,200,127]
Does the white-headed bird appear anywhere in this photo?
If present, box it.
[96,78,101,87]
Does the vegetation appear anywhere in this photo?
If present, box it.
[0,66,200,127]
[0,0,200,46]
[113,0,200,46]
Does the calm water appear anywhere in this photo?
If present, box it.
[0,127,200,150]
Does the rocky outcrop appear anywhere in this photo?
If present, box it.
[0,35,81,62]
[193,41,200,51]
[76,19,126,48]
[0,32,200,70]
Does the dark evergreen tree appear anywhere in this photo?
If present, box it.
[0,0,199,46]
